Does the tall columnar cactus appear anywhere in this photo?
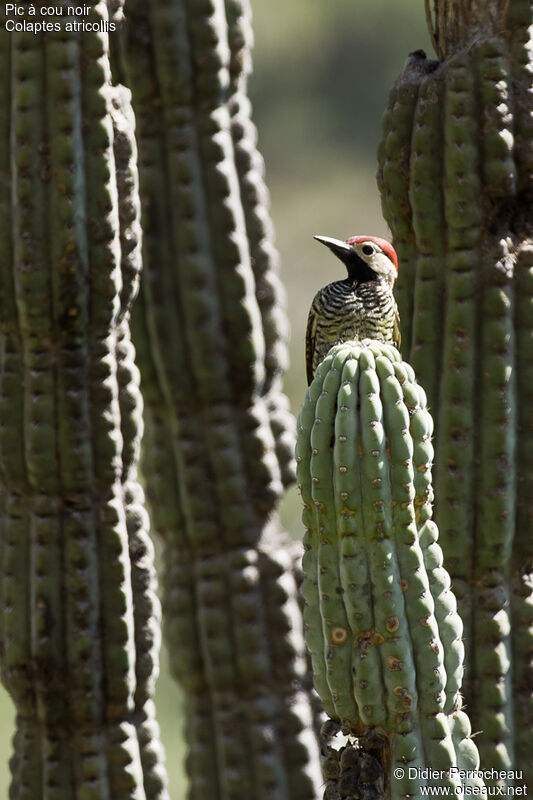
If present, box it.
[376,0,533,781]
[296,342,482,800]
[225,0,296,486]
[0,4,168,798]
[120,1,322,797]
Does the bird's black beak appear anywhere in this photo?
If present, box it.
[313,235,357,271]
[313,234,377,282]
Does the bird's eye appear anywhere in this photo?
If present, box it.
[362,244,374,256]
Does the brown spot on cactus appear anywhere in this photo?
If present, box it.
[386,616,400,633]
[340,506,356,517]
[393,687,414,708]
[354,628,383,654]
[331,627,348,645]
[388,657,404,672]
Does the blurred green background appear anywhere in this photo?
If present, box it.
[0,2,430,795]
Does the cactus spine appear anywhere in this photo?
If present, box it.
[297,342,482,800]
[0,3,168,798]
[121,0,321,797]
[377,0,533,782]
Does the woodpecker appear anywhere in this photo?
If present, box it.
[305,234,401,384]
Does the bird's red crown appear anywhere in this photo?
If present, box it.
[345,235,398,274]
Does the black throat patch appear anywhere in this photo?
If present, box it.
[340,251,378,284]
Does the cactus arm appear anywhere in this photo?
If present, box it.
[378,3,533,777]
[298,343,483,799]
[121,1,322,796]
[118,12,223,794]
[0,4,169,797]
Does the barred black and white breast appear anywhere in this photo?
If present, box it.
[306,235,401,384]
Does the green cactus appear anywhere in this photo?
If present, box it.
[0,3,168,798]
[120,0,322,796]
[377,0,533,783]
[376,51,441,361]
[296,341,482,800]
[225,0,295,486]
